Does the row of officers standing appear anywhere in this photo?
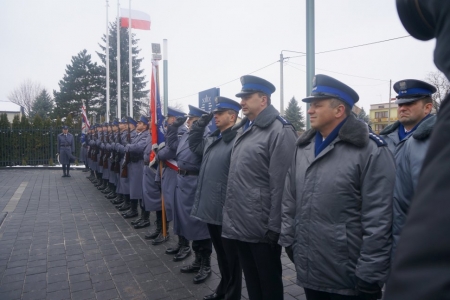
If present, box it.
[70,73,436,300]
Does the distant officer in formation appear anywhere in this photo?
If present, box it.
[57,125,75,177]
[280,74,395,300]
[168,105,213,283]
[222,75,297,300]
[188,97,243,300]
[379,79,436,258]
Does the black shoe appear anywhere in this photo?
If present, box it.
[180,252,201,273]
[117,203,130,211]
[62,174,67,177]
[82,168,89,172]
[122,210,138,219]
[101,186,111,194]
[97,183,107,190]
[152,232,170,245]
[111,197,124,205]
[203,293,224,300]
[193,254,211,284]
[173,246,191,262]
[134,219,151,229]
[131,218,142,226]
[106,192,117,199]
[66,174,71,177]
[145,226,161,240]
[165,244,181,254]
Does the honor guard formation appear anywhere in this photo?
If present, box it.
[66,72,439,300]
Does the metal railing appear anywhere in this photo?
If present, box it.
[0,128,83,167]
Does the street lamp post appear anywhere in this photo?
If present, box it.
[279,50,306,116]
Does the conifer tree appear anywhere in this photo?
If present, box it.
[284,97,305,132]
[357,107,372,126]
[97,21,148,118]
[53,49,103,120]
[31,89,54,119]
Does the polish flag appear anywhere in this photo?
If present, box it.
[120,8,151,30]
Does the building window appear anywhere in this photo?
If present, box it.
[375,124,387,131]
[378,105,384,108]
[375,111,388,118]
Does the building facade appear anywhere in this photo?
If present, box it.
[370,102,398,134]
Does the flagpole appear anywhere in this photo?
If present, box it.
[128,0,133,118]
[117,0,121,119]
[163,39,168,116]
[106,0,110,122]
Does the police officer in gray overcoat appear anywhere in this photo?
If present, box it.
[135,119,159,231]
[379,79,436,258]
[123,116,149,219]
[280,75,395,300]
[147,107,187,244]
[189,97,243,300]
[57,125,75,177]
[115,117,137,212]
[222,75,297,300]
[168,105,211,266]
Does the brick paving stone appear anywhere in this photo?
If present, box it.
[96,288,120,300]
[0,170,308,300]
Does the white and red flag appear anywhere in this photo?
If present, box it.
[120,8,151,30]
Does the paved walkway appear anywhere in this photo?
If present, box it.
[0,169,305,300]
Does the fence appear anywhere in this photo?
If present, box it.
[0,128,83,167]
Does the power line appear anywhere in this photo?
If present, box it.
[169,36,408,102]
[169,60,279,102]
[286,61,389,82]
[285,35,411,59]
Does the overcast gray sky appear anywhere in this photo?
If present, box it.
[0,0,439,115]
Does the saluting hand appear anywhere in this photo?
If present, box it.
[196,113,214,128]
[172,116,188,128]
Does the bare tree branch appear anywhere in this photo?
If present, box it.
[7,79,43,116]
[425,71,450,111]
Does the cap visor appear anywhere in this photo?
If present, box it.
[395,96,425,105]
[301,95,332,103]
[236,91,256,98]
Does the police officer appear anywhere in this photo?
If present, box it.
[105,119,120,200]
[222,75,297,300]
[148,107,187,244]
[379,79,436,258]
[280,74,395,300]
[122,116,149,219]
[134,116,158,230]
[87,126,97,181]
[188,97,243,300]
[115,117,137,212]
[93,123,104,187]
[57,125,75,177]
[98,122,110,191]
[168,105,211,278]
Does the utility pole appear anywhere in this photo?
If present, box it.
[280,53,284,115]
[388,79,392,125]
[306,0,315,130]
[163,39,168,116]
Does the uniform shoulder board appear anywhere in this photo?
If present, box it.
[369,132,387,147]
[277,115,291,126]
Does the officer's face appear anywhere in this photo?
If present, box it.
[63,129,68,134]
[308,99,343,132]
[398,100,433,128]
[166,116,176,125]
[136,121,146,132]
[113,126,118,132]
[187,117,199,129]
[214,110,235,131]
[240,93,268,120]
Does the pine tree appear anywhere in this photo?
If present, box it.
[0,114,11,166]
[357,107,372,126]
[53,49,103,120]
[97,21,148,118]
[0,113,10,128]
[31,89,54,119]
[65,113,75,129]
[284,97,305,132]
